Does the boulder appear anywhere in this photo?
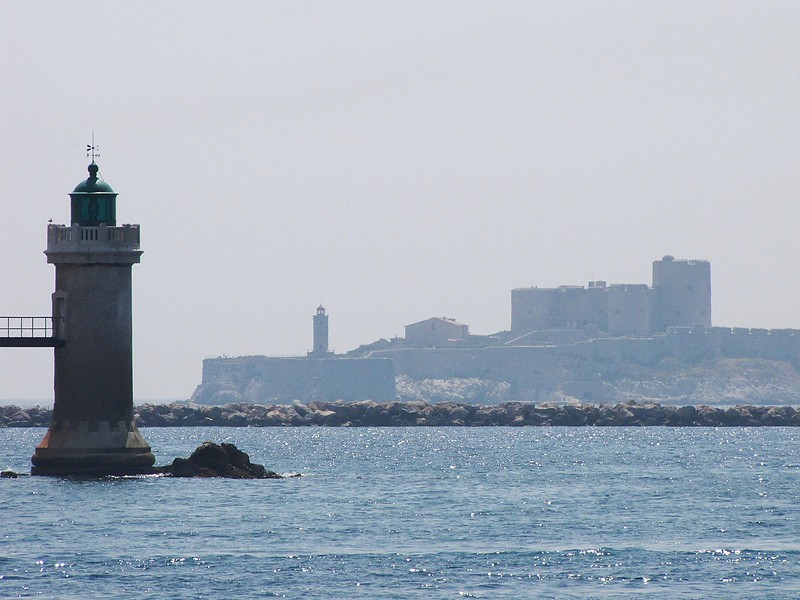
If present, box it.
[224,411,250,426]
[8,410,32,427]
[311,409,339,425]
[157,441,282,479]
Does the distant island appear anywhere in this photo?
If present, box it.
[191,256,800,406]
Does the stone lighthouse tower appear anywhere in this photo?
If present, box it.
[311,305,330,356]
[31,160,155,475]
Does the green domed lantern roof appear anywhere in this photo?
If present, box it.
[73,163,115,193]
[69,163,117,226]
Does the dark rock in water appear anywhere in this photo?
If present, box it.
[157,442,282,479]
[0,470,19,478]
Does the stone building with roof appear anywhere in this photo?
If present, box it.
[405,317,470,347]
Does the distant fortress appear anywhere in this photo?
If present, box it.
[511,255,710,338]
[193,256,800,405]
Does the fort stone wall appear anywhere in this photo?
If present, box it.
[607,284,651,336]
[706,327,800,360]
[372,326,800,397]
[511,285,608,333]
[511,288,559,333]
[194,356,396,404]
[505,326,605,346]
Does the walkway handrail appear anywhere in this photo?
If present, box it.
[0,316,59,338]
[47,223,140,247]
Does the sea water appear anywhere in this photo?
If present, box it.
[2,426,800,599]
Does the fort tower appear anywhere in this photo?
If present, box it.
[651,256,711,332]
[31,160,155,475]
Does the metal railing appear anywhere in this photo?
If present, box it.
[0,316,57,338]
[47,223,140,248]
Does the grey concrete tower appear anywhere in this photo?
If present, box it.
[31,162,155,475]
[312,305,329,356]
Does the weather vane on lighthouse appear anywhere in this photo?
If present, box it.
[86,131,100,163]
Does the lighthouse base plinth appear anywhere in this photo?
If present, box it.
[31,420,155,476]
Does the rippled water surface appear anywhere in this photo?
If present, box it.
[3,426,800,598]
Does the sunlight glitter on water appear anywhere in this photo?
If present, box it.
[3,426,800,598]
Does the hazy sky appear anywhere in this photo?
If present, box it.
[2,2,800,401]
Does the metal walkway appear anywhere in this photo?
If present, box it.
[0,317,64,348]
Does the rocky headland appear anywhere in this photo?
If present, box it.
[4,400,800,428]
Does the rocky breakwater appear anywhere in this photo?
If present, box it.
[0,405,51,427]
[5,401,800,428]
[129,400,800,427]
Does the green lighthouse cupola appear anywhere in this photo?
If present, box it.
[70,162,117,226]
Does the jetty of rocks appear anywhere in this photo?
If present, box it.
[3,401,800,428]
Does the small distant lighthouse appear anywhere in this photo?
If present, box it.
[311,305,330,356]
[31,155,154,475]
